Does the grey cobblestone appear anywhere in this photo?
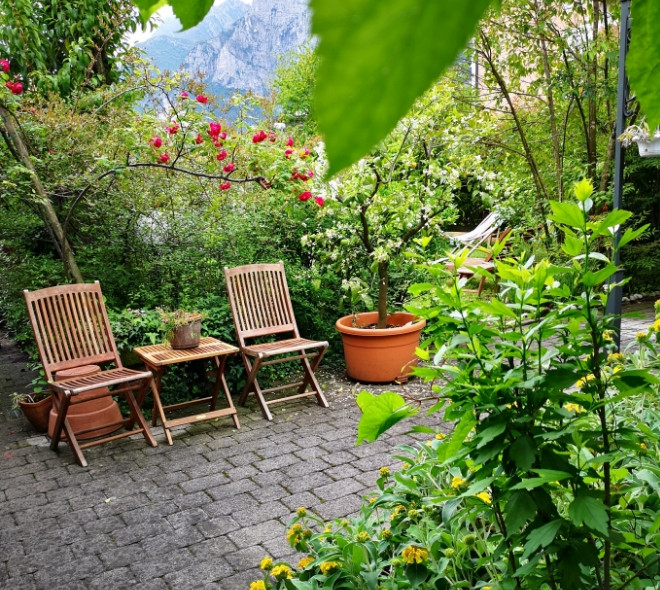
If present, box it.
[1,302,651,589]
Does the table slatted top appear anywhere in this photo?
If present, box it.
[134,337,239,367]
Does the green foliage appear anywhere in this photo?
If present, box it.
[0,0,140,96]
[343,180,660,588]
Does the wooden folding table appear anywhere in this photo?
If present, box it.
[134,337,240,445]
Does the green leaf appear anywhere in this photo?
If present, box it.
[509,436,536,471]
[445,409,477,458]
[522,520,562,560]
[582,264,617,287]
[504,490,537,535]
[356,391,417,444]
[511,470,572,490]
[133,0,167,24]
[568,493,609,536]
[549,201,584,228]
[311,0,492,177]
[627,0,660,131]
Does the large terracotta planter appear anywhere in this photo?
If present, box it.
[335,311,426,383]
[48,365,123,440]
[18,394,53,433]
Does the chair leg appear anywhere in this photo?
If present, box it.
[125,389,157,448]
[50,393,89,467]
[301,357,328,409]
[239,355,273,421]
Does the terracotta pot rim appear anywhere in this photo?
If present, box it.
[335,311,425,337]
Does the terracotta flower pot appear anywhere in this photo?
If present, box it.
[18,394,53,433]
[48,365,123,440]
[169,316,202,349]
[335,311,426,383]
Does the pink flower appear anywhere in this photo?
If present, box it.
[195,133,203,145]
[213,140,223,148]
[180,91,189,99]
[298,191,312,202]
[8,81,23,95]
[220,182,231,190]
[149,136,163,148]
[0,59,9,73]
[196,94,208,104]
[284,148,293,158]
[307,171,314,179]
[209,122,221,137]
[165,123,179,135]
[159,153,170,164]
[5,81,14,91]
[223,162,235,173]
[216,150,227,161]
[286,137,294,147]
[252,130,267,143]
[314,195,324,207]
[299,147,310,158]
[268,132,277,142]
[219,131,227,140]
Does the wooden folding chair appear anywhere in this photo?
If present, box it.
[224,262,329,421]
[24,282,157,467]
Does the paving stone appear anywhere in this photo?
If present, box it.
[313,493,366,520]
[227,519,287,547]
[231,499,289,526]
[315,477,365,502]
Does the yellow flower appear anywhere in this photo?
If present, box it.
[451,476,466,489]
[271,564,293,580]
[323,524,332,533]
[564,403,585,413]
[607,352,624,364]
[297,507,307,517]
[575,374,595,389]
[435,432,446,440]
[297,556,314,569]
[380,528,392,540]
[379,466,390,477]
[260,557,273,571]
[356,531,370,542]
[320,561,341,575]
[402,462,411,470]
[653,319,660,333]
[475,491,492,504]
[369,496,378,504]
[425,440,432,447]
[401,545,429,564]
[602,330,615,341]
[640,443,648,450]
[636,331,647,343]
[483,586,492,590]
[286,523,303,545]
[249,581,266,590]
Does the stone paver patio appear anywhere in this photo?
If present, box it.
[0,300,655,589]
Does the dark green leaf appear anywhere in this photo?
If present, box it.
[568,493,609,536]
[311,0,492,177]
[170,0,214,31]
[509,436,536,471]
[504,490,537,535]
[522,520,562,560]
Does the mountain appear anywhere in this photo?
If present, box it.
[138,0,311,97]
[137,0,249,74]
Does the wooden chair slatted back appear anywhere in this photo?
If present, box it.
[225,262,299,343]
[24,282,121,381]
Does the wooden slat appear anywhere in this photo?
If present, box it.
[134,337,238,367]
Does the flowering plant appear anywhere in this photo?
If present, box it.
[302,79,500,328]
[618,121,660,147]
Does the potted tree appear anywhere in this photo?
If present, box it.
[301,80,499,382]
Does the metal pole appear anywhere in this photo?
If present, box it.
[605,0,632,350]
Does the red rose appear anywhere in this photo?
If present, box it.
[165,123,179,135]
[195,133,203,145]
[149,136,163,148]
[209,122,221,137]
[219,131,227,140]
[216,150,227,161]
[284,148,293,158]
[0,59,9,73]
[220,182,231,190]
[159,153,170,164]
[223,162,235,173]
[180,91,189,99]
[298,191,312,202]
[252,130,267,144]
[5,81,14,91]
[314,196,324,207]
[286,137,294,147]
[196,94,208,104]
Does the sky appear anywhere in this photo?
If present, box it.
[127,0,252,45]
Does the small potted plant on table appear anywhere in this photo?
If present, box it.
[159,309,203,349]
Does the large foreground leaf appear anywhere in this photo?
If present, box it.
[310,0,492,177]
[356,391,417,445]
[628,0,660,131]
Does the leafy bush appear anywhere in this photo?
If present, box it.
[253,180,660,589]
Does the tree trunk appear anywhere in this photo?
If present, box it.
[377,261,389,329]
[0,101,84,283]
